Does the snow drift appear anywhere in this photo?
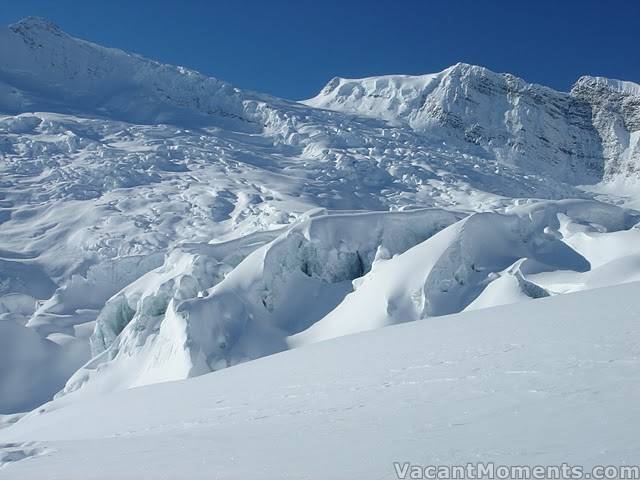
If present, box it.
[61,208,463,397]
[57,199,640,400]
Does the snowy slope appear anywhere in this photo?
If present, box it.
[59,208,464,398]
[1,17,640,415]
[0,17,256,127]
[1,282,639,479]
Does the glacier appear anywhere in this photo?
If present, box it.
[0,14,640,428]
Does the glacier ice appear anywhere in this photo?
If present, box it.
[1,17,640,411]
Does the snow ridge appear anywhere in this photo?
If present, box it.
[0,17,255,126]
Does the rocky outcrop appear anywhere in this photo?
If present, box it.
[571,76,640,179]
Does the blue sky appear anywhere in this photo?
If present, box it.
[1,0,639,100]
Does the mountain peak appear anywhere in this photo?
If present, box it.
[573,75,640,96]
[444,61,491,75]
[0,17,257,126]
[9,16,64,36]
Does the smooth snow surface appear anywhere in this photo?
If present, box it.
[1,13,640,441]
[1,282,639,479]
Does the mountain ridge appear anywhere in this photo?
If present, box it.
[3,17,639,184]
[0,16,262,127]
[2,17,640,413]
[306,63,640,184]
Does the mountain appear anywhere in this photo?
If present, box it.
[305,63,640,184]
[0,16,256,127]
[0,15,640,424]
[571,76,640,178]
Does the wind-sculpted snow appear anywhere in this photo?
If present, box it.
[291,200,637,344]
[57,201,640,399]
[61,208,463,396]
[88,229,286,357]
[1,17,640,413]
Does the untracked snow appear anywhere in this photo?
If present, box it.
[1,14,640,440]
[0,282,639,479]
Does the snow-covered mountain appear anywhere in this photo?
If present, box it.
[0,17,256,127]
[571,76,640,179]
[1,14,640,442]
[305,63,640,184]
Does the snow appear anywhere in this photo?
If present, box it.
[58,208,463,398]
[45,198,640,401]
[0,17,639,473]
[0,321,87,413]
[0,17,253,128]
[290,200,634,345]
[575,75,640,97]
[1,282,639,479]
[305,63,612,184]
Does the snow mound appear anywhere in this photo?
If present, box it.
[59,200,639,399]
[293,200,635,344]
[60,208,462,397]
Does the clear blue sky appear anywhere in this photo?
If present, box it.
[1,0,639,100]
